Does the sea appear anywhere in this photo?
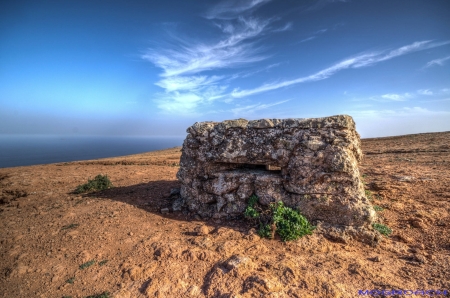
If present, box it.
[0,135,185,168]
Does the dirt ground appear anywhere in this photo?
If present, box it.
[1,131,449,298]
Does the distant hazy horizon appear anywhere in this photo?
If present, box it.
[0,135,184,168]
[1,0,449,139]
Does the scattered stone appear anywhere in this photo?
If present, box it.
[195,225,210,236]
[224,255,252,270]
[172,197,185,211]
[372,256,381,262]
[178,115,376,236]
[409,218,426,229]
[413,254,427,264]
[170,188,180,196]
[185,285,201,296]
[160,208,169,214]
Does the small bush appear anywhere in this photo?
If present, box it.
[373,223,392,236]
[61,223,79,231]
[365,190,373,201]
[75,175,113,194]
[244,194,260,218]
[66,277,75,284]
[79,260,96,270]
[245,195,314,241]
[98,260,108,266]
[258,224,272,238]
[86,292,111,298]
[373,205,384,212]
[271,201,315,241]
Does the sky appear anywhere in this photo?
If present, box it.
[1,0,449,138]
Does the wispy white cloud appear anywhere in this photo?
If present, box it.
[424,55,450,68]
[231,99,290,115]
[299,36,316,43]
[143,0,277,113]
[417,89,433,96]
[205,0,271,20]
[296,27,328,44]
[155,75,223,92]
[231,40,450,98]
[380,93,413,101]
[143,17,271,78]
[238,63,282,78]
[272,22,292,32]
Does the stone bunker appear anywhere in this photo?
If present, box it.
[177,115,376,232]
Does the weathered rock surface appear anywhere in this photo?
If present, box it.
[177,115,376,230]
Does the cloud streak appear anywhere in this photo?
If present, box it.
[205,0,271,20]
[231,99,290,115]
[231,40,450,98]
[425,55,450,68]
[143,0,278,113]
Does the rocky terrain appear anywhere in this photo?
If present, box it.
[0,131,449,297]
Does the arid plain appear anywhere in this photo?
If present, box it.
[1,132,449,297]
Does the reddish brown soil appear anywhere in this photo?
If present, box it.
[1,132,449,298]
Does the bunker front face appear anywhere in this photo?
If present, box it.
[177,115,378,241]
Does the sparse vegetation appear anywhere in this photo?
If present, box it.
[74,174,113,194]
[245,195,315,241]
[258,223,272,238]
[373,223,392,236]
[373,205,384,212]
[270,201,315,241]
[61,223,79,230]
[79,260,96,270]
[365,190,373,201]
[244,195,260,218]
[98,260,108,266]
[66,277,75,284]
[86,292,111,298]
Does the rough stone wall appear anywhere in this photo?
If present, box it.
[177,115,376,229]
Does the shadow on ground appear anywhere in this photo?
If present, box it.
[79,180,252,231]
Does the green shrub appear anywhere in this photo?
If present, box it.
[373,205,384,212]
[270,201,315,241]
[244,195,314,241]
[365,190,373,201]
[373,223,392,236]
[86,292,111,298]
[75,175,113,194]
[244,194,260,218]
[258,224,272,238]
[79,260,96,270]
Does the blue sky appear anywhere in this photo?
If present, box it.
[1,0,449,137]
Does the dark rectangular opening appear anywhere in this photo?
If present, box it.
[218,162,281,173]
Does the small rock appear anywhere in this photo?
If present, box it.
[172,197,185,211]
[413,254,427,264]
[170,188,180,196]
[160,208,169,214]
[196,225,210,236]
[128,232,133,236]
[224,255,252,270]
[185,285,200,296]
[372,256,381,262]
[409,218,426,229]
